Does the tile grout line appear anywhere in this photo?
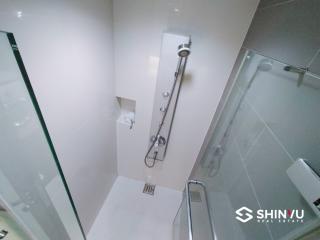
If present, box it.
[234,138,275,240]
[244,99,296,162]
[259,0,296,10]
[307,48,320,68]
[236,124,266,161]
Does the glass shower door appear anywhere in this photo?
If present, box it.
[173,181,215,240]
[0,31,85,239]
[0,207,33,240]
[176,49,320,240]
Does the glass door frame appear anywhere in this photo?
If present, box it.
[1,30,87,240]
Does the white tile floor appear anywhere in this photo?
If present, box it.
[88,176,183,240]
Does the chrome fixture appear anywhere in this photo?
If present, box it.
[284,65,308,87]
[160,106,166,112]
[162,92,170,97]
[144,41,191,168]
[186,180,215,240]
[0,230,8,239]
[247,59,273,88]
[129,118,135,130]
[151,135,166,147]
[178,43,191,57]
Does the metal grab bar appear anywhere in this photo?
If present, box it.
[186,180,216,240]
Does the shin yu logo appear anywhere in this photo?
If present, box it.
[235,207,253,223]
[235,207,305,223]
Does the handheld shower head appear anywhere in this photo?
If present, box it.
[178,43,191,57]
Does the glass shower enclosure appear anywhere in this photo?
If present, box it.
[174,49,320,240]
[0,31,85,239]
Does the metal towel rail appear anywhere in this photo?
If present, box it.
[186,180,216,240]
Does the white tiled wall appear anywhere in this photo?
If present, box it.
[113,0,259,190]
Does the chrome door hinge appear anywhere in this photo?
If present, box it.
[11,44,19,51]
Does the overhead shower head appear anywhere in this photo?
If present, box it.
[257,59,273,72]
[178,43,191,57]
[247,59,273,89]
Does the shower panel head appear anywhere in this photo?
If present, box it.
[178,43,191,57]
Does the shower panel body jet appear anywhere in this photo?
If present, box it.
[144,34,191,168]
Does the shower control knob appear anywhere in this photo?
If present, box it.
[160,107,166,112]
[150,135,156,142]
[157,136,166,146]
[162,92,170,98]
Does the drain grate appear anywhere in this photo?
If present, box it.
[143,183,156,195]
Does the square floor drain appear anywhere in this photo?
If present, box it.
[143,183,156,195]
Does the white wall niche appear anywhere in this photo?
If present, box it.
[117,97,136,130]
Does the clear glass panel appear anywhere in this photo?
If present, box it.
[173,197,188,240]
[0,207,32,239]
[0,32,85,239]
[190,50,320,240]
[173,184,214,240]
